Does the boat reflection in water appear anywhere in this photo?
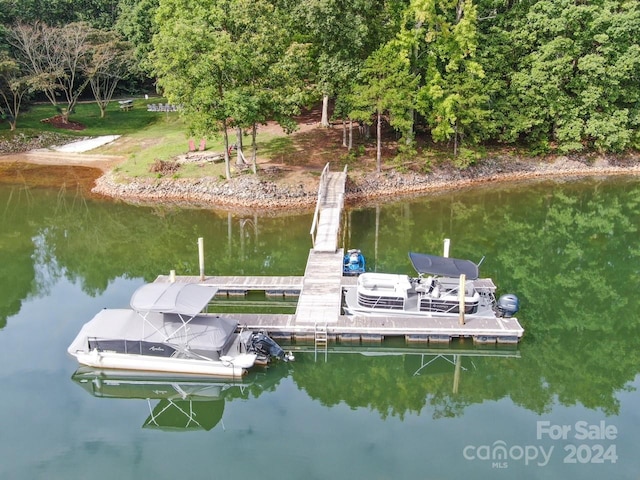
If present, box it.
[72,345,522,430]
[71,367,276,432]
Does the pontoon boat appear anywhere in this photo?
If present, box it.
[68,282,293,378]
[343,252,519,319]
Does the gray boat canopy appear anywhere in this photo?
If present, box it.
[408,252,479,280]
[130,283,218,315]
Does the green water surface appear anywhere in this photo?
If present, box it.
[0,175,638,479]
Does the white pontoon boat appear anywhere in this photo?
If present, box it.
[343,252,519,319]
[68,282,292,378]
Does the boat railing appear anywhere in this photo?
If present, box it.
[358,291,405,310]
[417,283,480,314]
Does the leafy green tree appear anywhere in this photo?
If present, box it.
[153,0,308,179]
[410,0,488,156]
[222,0,308,171]
[115,0,159,74]
[479,0,640,153]
[292,0,395,128]
[152,0,237,179]
[0,51,35,130]
[0,0,119,28]
[350,41,418,172]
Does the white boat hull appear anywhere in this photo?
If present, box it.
[73,349,256,378]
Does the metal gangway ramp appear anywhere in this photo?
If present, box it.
[295,164,348,327]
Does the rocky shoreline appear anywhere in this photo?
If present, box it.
[92,153,640,213]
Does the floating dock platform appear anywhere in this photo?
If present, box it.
[156,164,524,347]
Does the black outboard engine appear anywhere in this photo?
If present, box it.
[496,294,520,318]
[247,332,294,362]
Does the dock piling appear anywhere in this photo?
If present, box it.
[198,237,205,280]
[459,274,466,325]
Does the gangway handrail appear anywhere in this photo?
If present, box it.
[338,165,348,212]
[310,162,331,247]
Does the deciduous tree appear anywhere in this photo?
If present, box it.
[412,0,489,156]
[0,52,34,130]
[82,31,134,118]
[7,22,95,122]
[350,42,418,172]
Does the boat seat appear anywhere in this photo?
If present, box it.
[414,277,435,294]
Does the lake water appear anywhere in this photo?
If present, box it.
[1,172,639,479]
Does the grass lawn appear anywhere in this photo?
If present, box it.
[3,97,409,184]
[1,97,317,180]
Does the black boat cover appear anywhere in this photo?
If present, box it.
[408,252,479,279]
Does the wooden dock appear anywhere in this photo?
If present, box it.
[156,164,524,346]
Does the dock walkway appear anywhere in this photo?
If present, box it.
[295,164,348,325]
[156,164,525,345]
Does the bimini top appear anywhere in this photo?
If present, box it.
[408,252,479,280]
[130,282,218,315]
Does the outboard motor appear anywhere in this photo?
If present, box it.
[247,332,294,362]
[496,294,520,318]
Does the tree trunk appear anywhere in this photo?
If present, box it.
[320,94,330,127]
[364,123,371,140]
[376,110,382,173]
[223,119,231,179]
[453,124,458,157]
[348,119,353,151]
[251,123,258,174]
[235,127,245,165]
[342,119,347,147]
[236,126,244,152]
[407,108,414,145]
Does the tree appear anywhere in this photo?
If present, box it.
[0,52,34,130]
[115,0,160,74]
[0,0,120,28]
[82,31,134,118]
[476,0,640,153]
[153,0,309,179]
[350,42,418,172]
[292,0,394,128]
[411,0,489,156]
[7,22,95,122]
[152,0,235,178]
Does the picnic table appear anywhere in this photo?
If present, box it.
[119,100,133,111]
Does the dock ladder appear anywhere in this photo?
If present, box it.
[314,323,328,362]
